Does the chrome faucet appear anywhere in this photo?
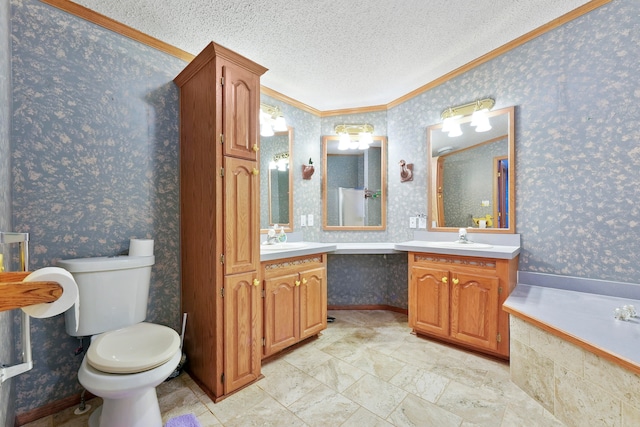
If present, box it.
[265,228,280,245]
[458,228,469,243]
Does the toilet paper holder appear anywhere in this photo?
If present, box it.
[1,231,32,383]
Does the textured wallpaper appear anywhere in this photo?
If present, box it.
[10,0,186,414]
[6,0,640,418]
[1,0,15,423]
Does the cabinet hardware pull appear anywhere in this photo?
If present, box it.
[253,144,259,152]
[253,279,260,287]
[452,278,459,285]
[295,280,301,287]
[441,277,448,283]
[252,168,259,175]
[302,278,307,285]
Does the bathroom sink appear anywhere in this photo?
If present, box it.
[260,242,307,251]
[422,241,493,249]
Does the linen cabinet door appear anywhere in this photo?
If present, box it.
[223,271,261,394]
[221,63,260,161]
[224,156,259,275]
[409,265,450,337]
[449,271,500,351]
[299,265,327,340]
[263,271,300,357]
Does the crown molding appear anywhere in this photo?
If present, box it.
[42,0,612,116]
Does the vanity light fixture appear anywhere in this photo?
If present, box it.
[335,124,374,150]
[441,98,495,137]
[269,152,289,171]
[260,103,288,137]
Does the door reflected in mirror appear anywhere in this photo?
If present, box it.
[428,106,515,233]
[322,136,387,230]
[260,127,293,232]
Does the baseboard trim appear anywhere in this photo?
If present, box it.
[14,390,96,427]
[327,304,408,314]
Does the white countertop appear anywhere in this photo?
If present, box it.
[332,243,400,254]
[504,282,640,368]
[394,240,520,259]
[260,242,337,262]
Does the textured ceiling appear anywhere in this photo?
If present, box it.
[73,0,592,111]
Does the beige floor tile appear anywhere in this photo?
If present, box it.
[203,383,269,424]
[343,374,408,419]
[436,379,507,426]
[341,406,393,427]
[388,393,463,427]
[257,361,321,407]
[159,385,210,423]
[288,383,360,426]
[389,364,450,403]
[345,348,406,381]
[307,356,366,392]
[32,311,568,427]
[221,395,305,427]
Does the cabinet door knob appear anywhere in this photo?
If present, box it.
[253,278,260,287]
[452,278,459,285]
[441,276,448,283]
[295,280,301,287]
[253,144,260,152]
[252,168,259,175]
[302,278,308,285]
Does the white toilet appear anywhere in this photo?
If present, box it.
[58,251,181,427]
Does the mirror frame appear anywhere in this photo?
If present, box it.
[322,135,387,231]
[427,106,515,234]
[261,126,294,233]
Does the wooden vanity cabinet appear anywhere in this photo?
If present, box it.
[262,254,327,358]
[408,252,517,358]
[175,42,266,401]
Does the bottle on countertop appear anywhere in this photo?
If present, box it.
[277,226,287,243]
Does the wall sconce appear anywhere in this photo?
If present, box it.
[269,152,289,171]
[399,160,413,182]
[260,103,287,137]
[335,124,374,150]
[441,98,495,137]
[302,158,314,180]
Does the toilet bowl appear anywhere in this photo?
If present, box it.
[79,323,181,427]
[58,243,181,427]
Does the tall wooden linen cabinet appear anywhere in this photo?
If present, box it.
[174,42,267,401]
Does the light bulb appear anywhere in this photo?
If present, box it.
[273,116,287,132]
[260,122,274,137]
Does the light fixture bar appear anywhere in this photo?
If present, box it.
[334,124,374,135]
[440,98,495,120]
[260,103,282,119]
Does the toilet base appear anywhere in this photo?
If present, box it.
[88,388,162,427]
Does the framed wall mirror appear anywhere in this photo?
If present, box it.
[260,127,293,232]
[322,135,387,230]
[428,106,515,233]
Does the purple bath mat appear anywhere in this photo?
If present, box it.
[165,413,202,427]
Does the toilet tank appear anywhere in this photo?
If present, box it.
[57,255,155,337]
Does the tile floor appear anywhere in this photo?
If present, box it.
[24,310,565,426]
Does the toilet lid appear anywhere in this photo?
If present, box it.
[86,322,180,374]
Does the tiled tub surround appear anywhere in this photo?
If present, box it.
[504,272,640,426]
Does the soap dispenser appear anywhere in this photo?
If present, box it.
[277,226,287,243]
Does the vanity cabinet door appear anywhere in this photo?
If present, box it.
[450,271,500,351]
[223,271,261,394]
[409,265,450,337]
[299,266,327,340]
[408,252,516,359]
[224,156,259,275]
[263,271,300,356]
[261,254,328,358]
[221,62,260,161]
